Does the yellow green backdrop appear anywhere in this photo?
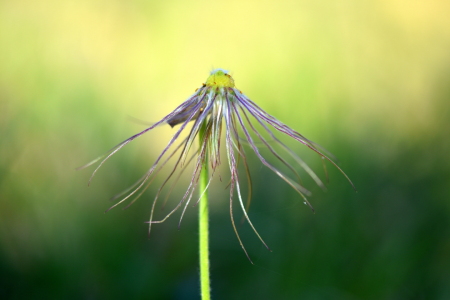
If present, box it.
[1,0,449,298]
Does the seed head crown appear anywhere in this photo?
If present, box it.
[205,69,235,88]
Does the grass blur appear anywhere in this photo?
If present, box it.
[1,0,450,299]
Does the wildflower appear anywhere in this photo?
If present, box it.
[79,69,355,259]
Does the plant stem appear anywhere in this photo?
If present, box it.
[199,123,211,300]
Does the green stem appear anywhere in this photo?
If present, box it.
[199,123,211,300]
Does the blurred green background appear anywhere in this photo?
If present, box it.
[1,0,450,299]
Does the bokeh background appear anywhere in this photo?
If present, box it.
[1,0,449,299]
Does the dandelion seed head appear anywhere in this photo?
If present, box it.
[80,68,355,261]
[206,69,235,88]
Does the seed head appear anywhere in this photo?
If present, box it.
[79,69,355,261]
